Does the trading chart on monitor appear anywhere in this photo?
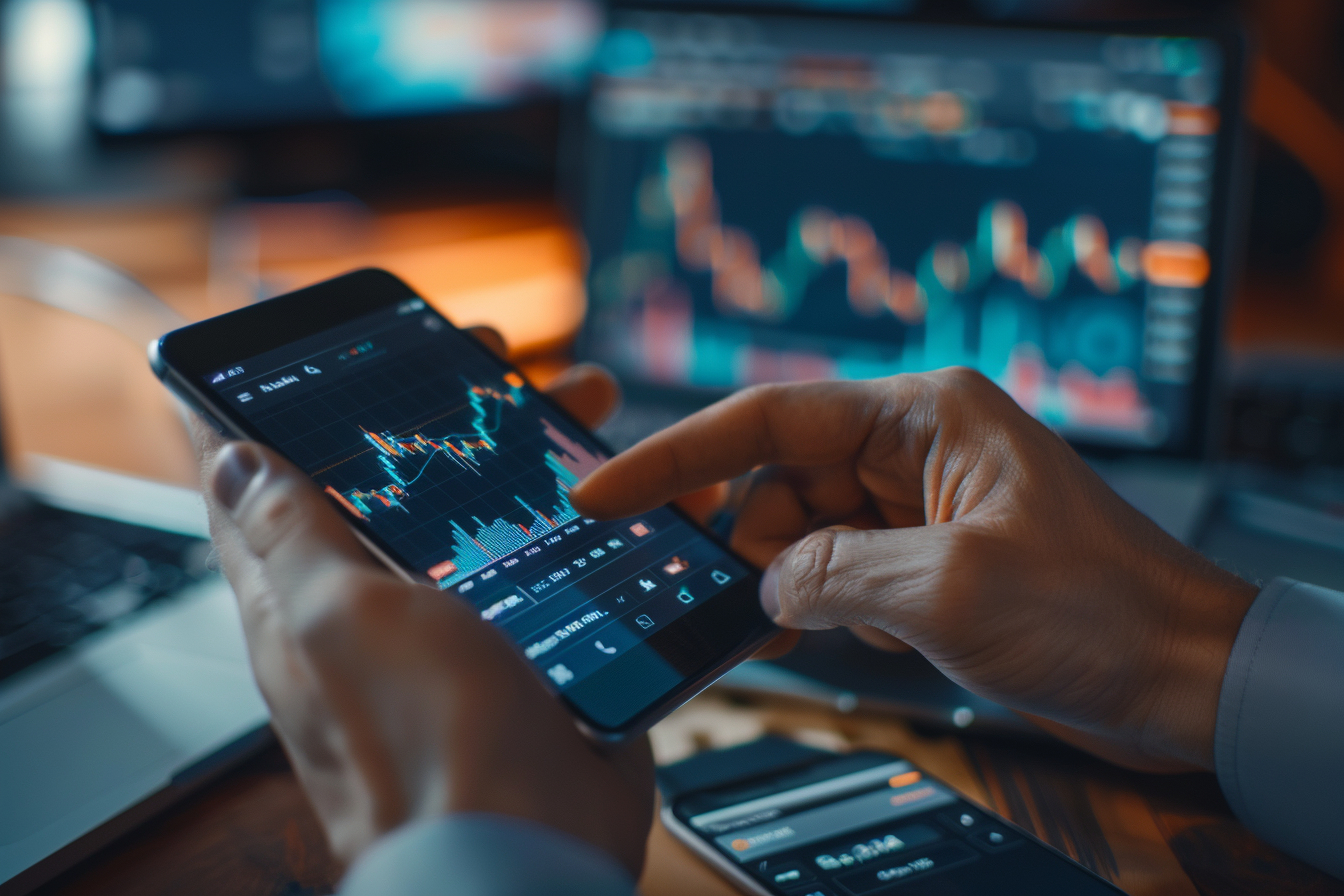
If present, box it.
[582,10,1225,449]
[209,304,747,691]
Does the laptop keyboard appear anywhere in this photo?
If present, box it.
[0,503,213,683]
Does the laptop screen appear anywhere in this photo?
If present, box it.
[578,6,1242,455]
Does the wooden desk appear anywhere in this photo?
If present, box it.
[2,193,1342,896]
[28,693,1344,896]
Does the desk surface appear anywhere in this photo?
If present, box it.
[28,693,1344,896]
[2,193,1342,896]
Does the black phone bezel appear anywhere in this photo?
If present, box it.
[665,747,1128,896]
[150,267,778,739]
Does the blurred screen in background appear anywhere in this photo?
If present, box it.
[91,0,602,134]
[581,8,1230,452]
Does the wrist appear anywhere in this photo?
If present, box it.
[1137,555,1258,771]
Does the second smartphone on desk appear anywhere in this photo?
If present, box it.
[662,741,1128,896]
[149,268,776,739]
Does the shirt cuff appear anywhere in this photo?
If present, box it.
[339,814,638,896]
[1215,577,1344,880]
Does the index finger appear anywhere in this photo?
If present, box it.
[571,379,892,519]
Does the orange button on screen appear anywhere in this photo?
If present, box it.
[888,771,922,788]
[1141,241,1210,288]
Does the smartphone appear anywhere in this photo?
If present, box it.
[662,744,1128,896]
[149,268,777,739]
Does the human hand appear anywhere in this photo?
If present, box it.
[191,331,653,872]
[572,369,1257,772]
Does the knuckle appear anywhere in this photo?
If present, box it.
[944,365,992,389]
[734,380,789,413]
[738,381,780,402]
[917,367,1010,441]
[932,366,997,404]
[779,529,839,625]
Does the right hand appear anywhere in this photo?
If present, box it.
[572,369,1257,772]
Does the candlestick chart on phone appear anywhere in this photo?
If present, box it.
[268,363,605,589]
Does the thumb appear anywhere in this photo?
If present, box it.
[208,441,372,596]
[759,525,946,633]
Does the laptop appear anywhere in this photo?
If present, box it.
[0,443,267,894]
[568,4,1343,733]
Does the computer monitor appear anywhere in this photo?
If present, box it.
[577,4,1246,457]
[91,0,602,133]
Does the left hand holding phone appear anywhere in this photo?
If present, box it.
[193,330,654,873]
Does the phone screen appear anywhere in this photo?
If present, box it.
[191,294,761,732]
[670,752,1124,895]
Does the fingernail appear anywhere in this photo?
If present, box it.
[759,558,782,621]
[213,443,262,512]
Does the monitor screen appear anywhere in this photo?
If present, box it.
[91,0,601,133]
[579,7,1238,453]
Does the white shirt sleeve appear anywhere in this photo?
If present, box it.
[1215,577,1344,880]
